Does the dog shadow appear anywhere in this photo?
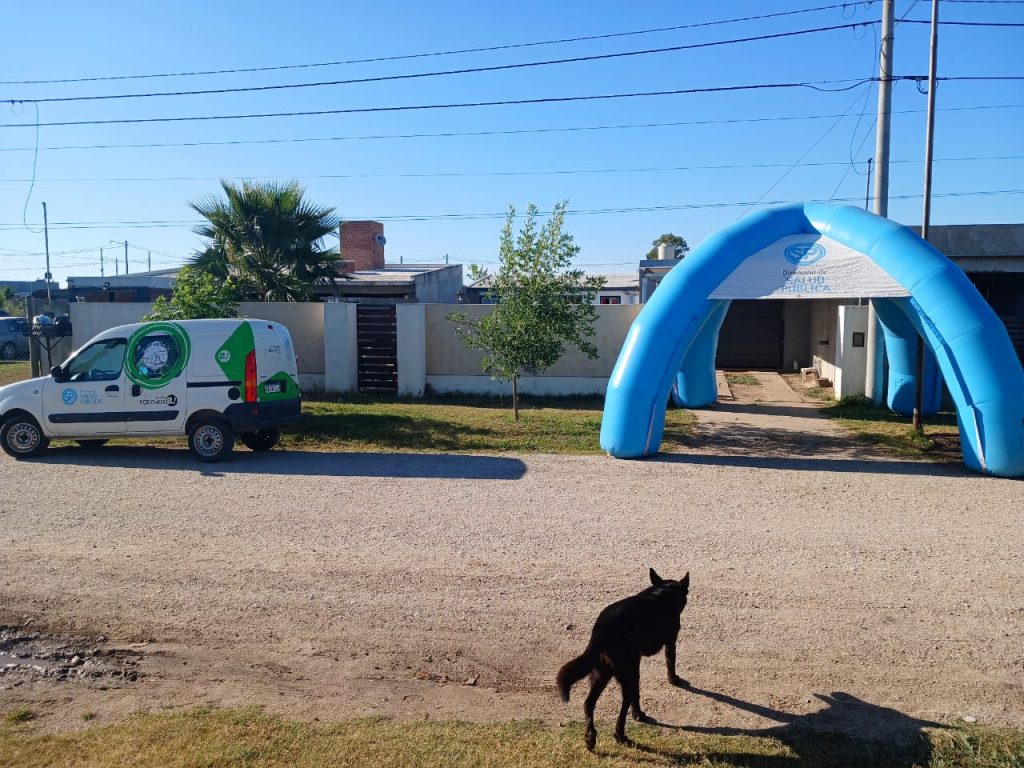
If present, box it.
[617,685,944,767]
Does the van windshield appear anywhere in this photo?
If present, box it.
[65,339,126,382]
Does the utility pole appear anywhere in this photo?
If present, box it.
[147,251,152,271]
[100,247,105,277]
[124,240,129,275]
[864,158,873,210]
[913,0,940,433]
[865,0,895,406]
[42,202,52,306]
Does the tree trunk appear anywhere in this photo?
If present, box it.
[512,375,519,422]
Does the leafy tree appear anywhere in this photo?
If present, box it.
[645,233,690,260]
[0,286,25,316]
[447,201,605,420]
[144,267,239,321]
[190,180,342,301]
[466,263,492,284]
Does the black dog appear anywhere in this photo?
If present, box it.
[556,569,690,751]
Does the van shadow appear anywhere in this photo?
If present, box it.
[35,446,528,480]
[631,686,943,767]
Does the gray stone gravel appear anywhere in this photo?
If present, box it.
[0,443,1021,733]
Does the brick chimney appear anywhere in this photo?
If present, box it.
[339,220,385,273]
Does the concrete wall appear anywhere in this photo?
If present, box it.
[808,299,845,384]
[412,265,463,304]
[834,305,869,398]
[70,302,152,348]
[240,302,324,375]
[324,302,358,394]
[421,304,641,395]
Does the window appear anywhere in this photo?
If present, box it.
[599,295,622,305]
[132,333,182,381]
[65,339,126,382]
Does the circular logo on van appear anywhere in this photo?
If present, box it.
[217,350,231,363]
[62,388,77,406]
[784,242,826,266]
[126,322,191,390]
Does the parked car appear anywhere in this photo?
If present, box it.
[0,317,30,360]
[0,318,301,461]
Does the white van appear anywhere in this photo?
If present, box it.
[0,318,301,462]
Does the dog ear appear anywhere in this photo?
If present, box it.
[649,568,663,585]
[681,572,690,590]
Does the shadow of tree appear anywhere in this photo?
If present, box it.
[618,686,943,767]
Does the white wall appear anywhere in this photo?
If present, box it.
[834,305,869,398]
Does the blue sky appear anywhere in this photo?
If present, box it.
[1,0,1021,284]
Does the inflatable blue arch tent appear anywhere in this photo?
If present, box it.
[600,203,1024,478]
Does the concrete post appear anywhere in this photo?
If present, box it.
[324,302,358,394]
[397,303,426,397]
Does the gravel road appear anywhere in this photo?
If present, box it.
[1,440,1021,736]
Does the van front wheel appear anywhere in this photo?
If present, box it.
[1,415,49,459]
[239,429,280,452]
[188,418,235,462]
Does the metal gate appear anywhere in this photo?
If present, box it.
[356,305,398,394]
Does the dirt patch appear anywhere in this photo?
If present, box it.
[1,626,144,688]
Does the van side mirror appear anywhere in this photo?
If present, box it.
[50,366,65,382]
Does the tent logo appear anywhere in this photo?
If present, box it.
[784,242,826,266]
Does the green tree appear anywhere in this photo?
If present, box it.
[190,180,342,301]
[645,233,690,260]
[0,286,25,316]
[144,267,239,321]
[447,201,605,420]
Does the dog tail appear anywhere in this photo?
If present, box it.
[556,646,596,702]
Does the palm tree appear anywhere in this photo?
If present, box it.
[190,180,342,301]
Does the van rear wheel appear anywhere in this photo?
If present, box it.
[1,415,49,459]
[188,418,234,462]
[239,429,280,452]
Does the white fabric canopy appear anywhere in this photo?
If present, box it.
[709,234,911,299]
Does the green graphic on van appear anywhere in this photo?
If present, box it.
[215,322,255,381]
[260,371,299,402]
[126,322,191,389]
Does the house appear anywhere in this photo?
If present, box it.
[66,221,463,306]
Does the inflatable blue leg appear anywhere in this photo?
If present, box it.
[673,300,729,408]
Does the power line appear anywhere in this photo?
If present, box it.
[0,102,1018,154]
[0,77,903,129]
[7,23,875,105]
[4,75,1019,130]
[4,155,1018,185]
[0,3,873,86]
[5,188,1022,230]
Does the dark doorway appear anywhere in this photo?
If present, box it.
[715,300,785,369]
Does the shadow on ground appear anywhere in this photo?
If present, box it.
[30,447,528,480]
[625,686,943,767]
[652,451,967,477]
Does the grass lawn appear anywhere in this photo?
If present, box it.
[0,365,697,455]
[0,360,31,387]
[725,373,761,387]
[2,707,1022,768]
[287,395,695,454]
[821,396,961,461]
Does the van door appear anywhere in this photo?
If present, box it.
[122,324,189,434]
[43,337,127,435]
